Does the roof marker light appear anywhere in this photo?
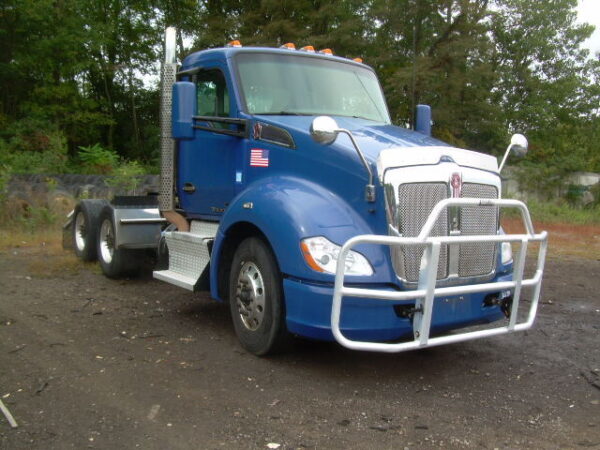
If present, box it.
[300,45,315,53]
[319,48,333,55]
[227,40,242,48]
[353,57,363,63]
[280,42,296,50]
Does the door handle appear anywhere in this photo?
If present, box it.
[183,182,196,193]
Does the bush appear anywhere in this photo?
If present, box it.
[104,160,146,194]
[590,183,600,207]
[0,120,69,174]
[77,143,119,174]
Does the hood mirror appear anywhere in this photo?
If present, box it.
[309,115,376,202]
[499,133,528,173]
[310,116,339,145]
[509,133,528,157]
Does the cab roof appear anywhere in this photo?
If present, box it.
[180,46,370,74]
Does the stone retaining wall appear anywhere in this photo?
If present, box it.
[6,174,159,201]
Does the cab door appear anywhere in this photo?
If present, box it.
[177,67,240,218]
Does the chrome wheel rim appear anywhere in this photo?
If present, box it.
[235,262,265,331]
[74,211,86,251]
[99,219,114,264]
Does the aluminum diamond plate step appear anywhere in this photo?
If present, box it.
[153,269,197,291]
[152,221,219,291]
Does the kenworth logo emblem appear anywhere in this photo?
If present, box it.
[450,172,462,198]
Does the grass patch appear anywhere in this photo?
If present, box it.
[0,225,99,277]
[0,225,63,252]
[504,199,600,225]
[502,218,600,260]
[27,252,88,278]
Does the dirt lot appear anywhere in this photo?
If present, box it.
[0,228,599,449]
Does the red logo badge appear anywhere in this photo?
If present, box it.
[450,172,462,198]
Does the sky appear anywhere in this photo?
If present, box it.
[578,0,600,56]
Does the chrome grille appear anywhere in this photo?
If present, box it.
[458,183,498,277]
[390,181,499,284]
[393,183,448,282]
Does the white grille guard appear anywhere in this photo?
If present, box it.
[331,198,548,352]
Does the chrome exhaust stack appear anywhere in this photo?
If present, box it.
[159,27,189,231]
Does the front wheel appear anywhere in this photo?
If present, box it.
[96,207,139,278]
[229,237,290,355]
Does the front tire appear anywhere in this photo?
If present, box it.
[229,237,290,355]
[96,206,139,278]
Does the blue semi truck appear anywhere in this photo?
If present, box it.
[67,28,547,355]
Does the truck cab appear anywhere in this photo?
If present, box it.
[70,30,547,356]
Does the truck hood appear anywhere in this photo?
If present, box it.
[255,115,499,174]
[256,115,447,157]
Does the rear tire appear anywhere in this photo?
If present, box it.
[72,200,106,261]
[228,237,290,356]
[96,206,139,278]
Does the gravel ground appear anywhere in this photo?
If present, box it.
[0,246,598,449]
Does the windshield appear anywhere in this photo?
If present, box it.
[235,53,391,123]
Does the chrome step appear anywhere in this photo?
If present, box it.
[153,220,219,291]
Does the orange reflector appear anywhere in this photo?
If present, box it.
[353,57,363,63]
[280,42,296,50]
[319,48,333,55]
[227,40,242,48]
[300,242,324,272]
[300,45,315,53]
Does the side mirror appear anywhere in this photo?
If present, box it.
[499,133,528,173]
[310,116,339,145]
[172,81,196,140]
[415,104,432,136]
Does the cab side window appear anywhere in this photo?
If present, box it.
[196,69,230,117]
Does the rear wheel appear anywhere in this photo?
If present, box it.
[96,207,139,278]
[72,200,106,261]
[229,237,290,355]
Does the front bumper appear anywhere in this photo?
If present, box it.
[284,275,510,342]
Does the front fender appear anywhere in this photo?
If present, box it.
[211,176,395,297]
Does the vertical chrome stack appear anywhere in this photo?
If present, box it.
[159,27,177,212]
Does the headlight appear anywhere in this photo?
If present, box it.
[501,242,513,265]
[300,236,373,276]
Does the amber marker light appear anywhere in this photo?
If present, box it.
[300,241,325,273]
[227,40,242,47]
[280,42,296,50]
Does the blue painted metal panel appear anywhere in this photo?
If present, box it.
[176,61,243,217]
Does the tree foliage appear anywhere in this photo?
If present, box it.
[0,0,598,175]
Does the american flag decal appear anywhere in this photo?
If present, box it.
[250,148,269,167]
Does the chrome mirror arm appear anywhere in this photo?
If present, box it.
[336,128,376,203]
[498,142,512,173]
